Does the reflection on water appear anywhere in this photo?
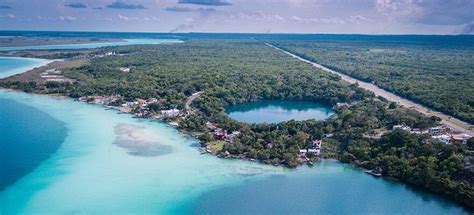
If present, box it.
[226,100,335,123]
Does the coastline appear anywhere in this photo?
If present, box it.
[0,57,52,78]
[0,88,471,214]
[0,36,472,212]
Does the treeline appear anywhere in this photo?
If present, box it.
[268,39,474,124]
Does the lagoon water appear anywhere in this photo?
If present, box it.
[0,90,470,214]
[226,100,335,123]
[0,57,51,78]
[0,39,182,51]
[0,56,470,215]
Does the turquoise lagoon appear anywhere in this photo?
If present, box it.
[0,90,470,214]
[226,100,335,124]
[0,57,51,78]
[0,39,182,51]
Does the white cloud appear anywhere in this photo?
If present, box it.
[0,13,15,19]
[59,16,77,22]
[349,15,373,24]
[118,14,129,21]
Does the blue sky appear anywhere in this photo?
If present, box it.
[0,0,473,34]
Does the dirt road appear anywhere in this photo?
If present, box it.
[267,43,474,136]
[185,91,203,113]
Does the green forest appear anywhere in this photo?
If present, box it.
[1,39,473,208]
[268,39,474,124]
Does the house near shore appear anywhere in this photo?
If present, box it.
[308,148,320,155]
[225,131,241,142]
[213,129,227,140]
[312,139,322,149]
[451,134,472,145]
[429,126,444,135]
[136,99,147,107]
[431,134,451,144]
[299,149,308,157]
[161,108,180,118]
[393,125,411,131]
[206,122,218,130]
[122,101,135,107]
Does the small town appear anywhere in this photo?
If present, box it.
[75,93,473,169]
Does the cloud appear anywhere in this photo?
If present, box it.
[0,13,15,19]
[178,0,231,6]
[164,6,194,12]
[59,16,77,22]
[231,11,285,23]
[0,5,11,9]
[117,14,141,21]
[460,21,474,34]
[65,3,87,9]
[170,23,195,32]
[106,1,146,9]
[349,15,373,24]
[118,14,129,21]
[375,0,474,26]
[93,7,103,10]
[290,15,346,24]
[164,6,216,13]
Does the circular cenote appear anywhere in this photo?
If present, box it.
[225,100,335,123]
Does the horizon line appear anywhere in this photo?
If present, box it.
[0,29,473,37]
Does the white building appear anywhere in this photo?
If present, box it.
[161,109,180,118]
[393,125,411,131]
[431,134,451,144]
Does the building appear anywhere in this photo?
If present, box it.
[225,131,241,143]
[429,126,443,135]
[136,99,147,107]
[451,134,472,145]
[205,122,218,130]
[119,67,130,72]
[161,109,180,118]
[312,139,322,149]
[299,149,308,157]
[431,134,451,144]
[393,125,411,131]
[213,129,227,140]
[308,148,320,155]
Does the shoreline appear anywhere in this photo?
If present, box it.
[1,87,472,212]
[0,57,53,78]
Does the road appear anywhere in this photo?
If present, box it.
[185,91,203,113]
[266,43,474,136]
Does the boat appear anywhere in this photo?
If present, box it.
[365,167,383,177]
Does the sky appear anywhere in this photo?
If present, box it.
[0,0,473,34]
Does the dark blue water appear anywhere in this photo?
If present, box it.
[226,100,335,124]
[189,160,470,214]
[0,98,67,190]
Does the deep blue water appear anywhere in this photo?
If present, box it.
[226,100,335,123]
[189,160,470,214]
[0,98,67,190]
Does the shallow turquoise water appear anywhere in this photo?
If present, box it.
[226,100,335,123]
[0,57,51,78]
[0,39,182,51]
[0,90,469,214]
